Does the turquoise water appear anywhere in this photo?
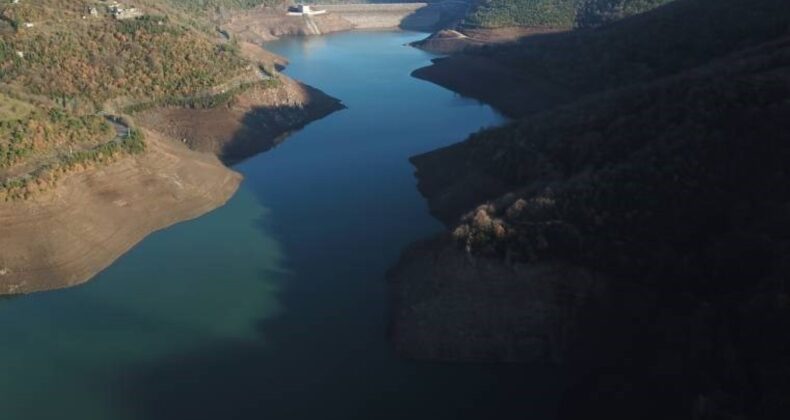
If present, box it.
[0,31,563,419]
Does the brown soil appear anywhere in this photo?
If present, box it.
[0,129,241,294]
[135,76,344,163]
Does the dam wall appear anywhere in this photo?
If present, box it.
[317,3,441,31]
[224,2,470,42]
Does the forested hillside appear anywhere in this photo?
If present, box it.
[403,0,790,417]
[416,0,790,116]
[464,0,674,29]
[0,0,276,200]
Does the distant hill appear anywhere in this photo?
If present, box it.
[416,0,790,116]
[464,0,675,29]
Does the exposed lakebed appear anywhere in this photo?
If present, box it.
[0,31,564,419]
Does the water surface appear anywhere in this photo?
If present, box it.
[0,31,563,419]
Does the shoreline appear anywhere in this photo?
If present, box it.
[0,69,343,295]
[0,128,242,295]
[0,8,431,295]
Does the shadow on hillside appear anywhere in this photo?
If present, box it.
[220,90,345,166]
[399,2,468,33]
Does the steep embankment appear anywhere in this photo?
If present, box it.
[393,0,790,417]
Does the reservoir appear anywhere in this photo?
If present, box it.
[0,31,563,419]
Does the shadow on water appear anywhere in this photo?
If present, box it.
[218,93,345,166]
[118,183,564,420]
[114,31,566,420]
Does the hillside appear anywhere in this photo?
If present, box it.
[464,0,674,29]
[0,0,343,293]
[0,0,310,200]
[412,0,675,56]
[415,0,790,116]
[393,0,790,417]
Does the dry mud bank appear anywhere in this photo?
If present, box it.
[0,130,241,294]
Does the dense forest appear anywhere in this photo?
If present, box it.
[464,0,674,29]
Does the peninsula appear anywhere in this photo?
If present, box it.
[0,0,343,293]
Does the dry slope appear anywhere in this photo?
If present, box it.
[0,130,241,294]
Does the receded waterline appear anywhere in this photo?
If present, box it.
[0,31,563,420]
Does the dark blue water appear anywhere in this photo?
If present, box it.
[0,31,563,419]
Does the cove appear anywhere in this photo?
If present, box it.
[0,31,564,419]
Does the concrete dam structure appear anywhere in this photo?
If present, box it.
[223,2,468,43]
[317,3,442,31]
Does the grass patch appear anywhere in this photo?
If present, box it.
[0,93,34,122]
